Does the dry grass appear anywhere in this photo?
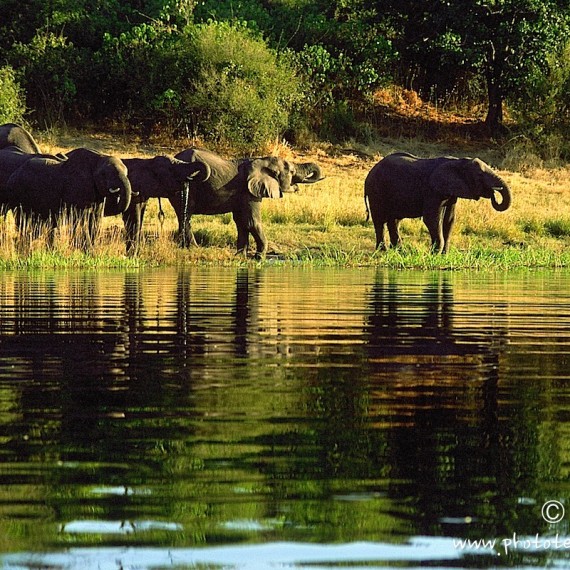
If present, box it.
[2,126,570,269]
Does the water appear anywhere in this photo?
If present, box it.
[1,267,570,569]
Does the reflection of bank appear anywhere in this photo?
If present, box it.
[363,270,521,539]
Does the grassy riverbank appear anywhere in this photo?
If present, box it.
[2,128,570,270]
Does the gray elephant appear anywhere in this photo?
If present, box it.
[170,148,324,257]
[364,152,511,253]
[114,155,211,254]
[3,147,132,246]
[0,123,41,154]
[0,146,41,192]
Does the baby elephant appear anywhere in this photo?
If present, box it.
[364,152,511,253]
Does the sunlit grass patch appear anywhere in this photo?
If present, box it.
[5,130,570,270]
[518,217,570,238]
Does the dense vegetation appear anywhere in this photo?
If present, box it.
[2,0,570,151]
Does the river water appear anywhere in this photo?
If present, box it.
[1,266,570,569]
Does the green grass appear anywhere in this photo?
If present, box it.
[2,205,570,271]
[5,130,570,271]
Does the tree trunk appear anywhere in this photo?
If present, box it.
[485,74,504,133]
[484,41,506,135]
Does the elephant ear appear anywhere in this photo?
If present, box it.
[246,164,281,199]
[429,159,477,199]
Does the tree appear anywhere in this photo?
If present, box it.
[463,0,570,131]
[370,0,570,133]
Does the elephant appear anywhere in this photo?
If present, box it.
[364,152,512,253]
[169,148,324,258]
[0,123,41,154]
[113,155,211,254]
[3,147,132,246]
[0,145,41,192]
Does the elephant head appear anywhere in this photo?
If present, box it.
[94,155,132,215]
[430,157,511,212]
[63,148,133,215]
[246,157,325,199]
[125,155,211,200]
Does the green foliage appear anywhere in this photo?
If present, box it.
[182,21,301,149]
[8,31,80,125]
[194,0,272,32]
[376,0,570,129]
[2,0,570,144]
[90,21,183,128]
[0,66,27,124]
[513,41,570,156]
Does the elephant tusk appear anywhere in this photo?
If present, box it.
[109,187,121,194]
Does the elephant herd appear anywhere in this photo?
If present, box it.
[0,123,512,257]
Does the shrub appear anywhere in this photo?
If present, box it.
[0,66,27,124]
[8,31,80,125]
[90,22,184,131]
[181,21,302,151]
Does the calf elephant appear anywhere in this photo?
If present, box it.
[3,147,132,246]
[170,148,324,258]
[364,152,511,253]
[0,123,41,154]
[114,155,211,254]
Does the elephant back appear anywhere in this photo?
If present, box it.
[0,123,42,154]
[175,148,236,190]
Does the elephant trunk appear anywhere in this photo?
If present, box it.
[105,173,132,215]
[190,160,211,183]
[490,179,511,212]
[293,162,324,184]
[116,172,133,211]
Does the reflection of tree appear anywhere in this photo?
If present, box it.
[363,270,548,539]
[0,268,568,552]
[0,271,209,545]
[255,270,556,543]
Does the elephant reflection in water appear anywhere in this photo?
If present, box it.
[365,271,504,359]
[363,271,527,535]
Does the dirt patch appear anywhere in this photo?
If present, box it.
[366,87,500,150]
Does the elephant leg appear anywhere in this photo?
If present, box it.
[123,202,146,255]
[369,201,390,250]
[170,192,198,248]
[175,213,198,248]
[441,202,456,254]
[372,218,387,250]
[387,219,402,248]
[232,209,251,256]
[247,201,267,259]
[423,208,445,253]
[177,206,198,248]
[232,207,256,256]
[13,208,29,250]
[85,205,104,252]
[47,216,58,250]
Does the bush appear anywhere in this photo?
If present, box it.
[0,66,27,124]
[8,31,80,126]
[181,21,302,151]
[511,41,570,162]
[90,22,183,130]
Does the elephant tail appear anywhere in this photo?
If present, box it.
[364,193,371,222]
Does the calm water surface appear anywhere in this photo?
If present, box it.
[1,267,570,569]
